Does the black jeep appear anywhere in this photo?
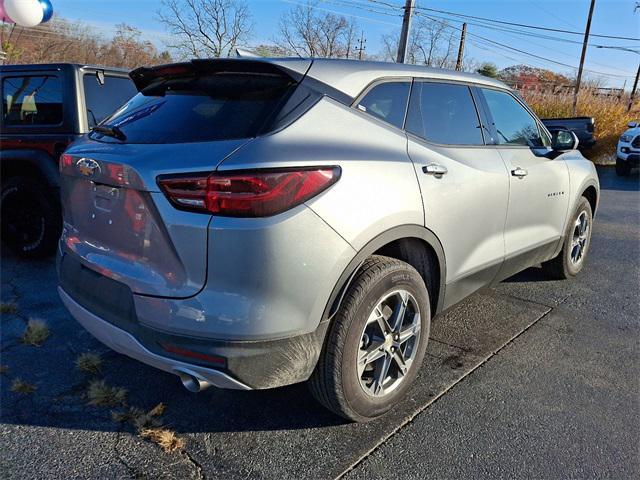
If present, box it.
[1,63,136,257]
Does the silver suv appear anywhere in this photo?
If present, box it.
[58,58,599,422]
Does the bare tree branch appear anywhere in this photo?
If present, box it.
[157,0,253,58]
[275,2,358,59]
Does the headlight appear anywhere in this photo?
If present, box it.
[620,134,632,142]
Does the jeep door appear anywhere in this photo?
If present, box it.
[477,87,570,279]
[405,80,510,308]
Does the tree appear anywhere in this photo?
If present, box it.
[1,18,171,67]
[379,17,457,68]
[275,2,358,58]
[476,62,498,78]
[157,0,253,58]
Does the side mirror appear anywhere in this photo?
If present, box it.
[628,121,639,129]
[552,129,579,151]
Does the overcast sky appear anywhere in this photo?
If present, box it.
[49,0,639,88]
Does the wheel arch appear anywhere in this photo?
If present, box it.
[581,184,598,218]
[322,225,446,323]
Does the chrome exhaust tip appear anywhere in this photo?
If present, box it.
[175,369,212,392]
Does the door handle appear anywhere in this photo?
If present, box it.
[423,163,448,176]
[511,167,528,178]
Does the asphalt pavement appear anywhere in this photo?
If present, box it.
[1,166,638,479]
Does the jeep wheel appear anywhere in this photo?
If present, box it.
[542,197,593,280]
[1,176,61,258]
[309,255,431,422]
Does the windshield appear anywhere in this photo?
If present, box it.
[93,73,295,144]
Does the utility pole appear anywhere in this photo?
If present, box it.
[455,22,467,71]
[573,0,596,116]
[629,62,640,111]
[396,0,415,63]
[356,31,366,60]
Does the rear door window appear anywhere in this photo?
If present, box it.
[356,81,411,129]
[84,74,137,127]
[96,73,295,144]
[406,81,484,145]
[2,75,63,126]
[480,88,549,147]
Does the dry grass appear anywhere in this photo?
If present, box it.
[21,319,50,346]
[10,378,36,395]
[75,352,103,375]
[0,365,8,375]
[112,403,165,431]
[1,302,18,314]
[111,402,181,453]
[140,428,186,453]
[522,89,638,164]
[86,380,127,407]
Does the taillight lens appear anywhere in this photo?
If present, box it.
[158,167,341,217]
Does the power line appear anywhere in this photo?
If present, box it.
[417,12,636,79]
[412,4,640,42]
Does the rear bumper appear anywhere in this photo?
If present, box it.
[59,287,251,390]
[59,285,329,389]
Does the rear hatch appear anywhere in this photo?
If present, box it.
[60,59,308,298]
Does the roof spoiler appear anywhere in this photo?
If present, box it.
[129,58,307,92]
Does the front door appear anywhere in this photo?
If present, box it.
[405,80,510,308]
[477,87,570,279]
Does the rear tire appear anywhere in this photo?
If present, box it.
[309,255,431,422]
[616,157,631,177]
[542,197,592,280]
[1,176,61,258]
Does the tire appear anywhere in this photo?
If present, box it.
[542,197,593,280]
[1,176,61,258]
[616,157,631,177]
[309,255,431,422]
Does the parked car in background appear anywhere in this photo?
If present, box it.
[58,58,599,422]
[1,63,137,257]
[541,116,596,150]
[616,121,639,176]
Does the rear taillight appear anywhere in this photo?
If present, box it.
[158,167,340,217]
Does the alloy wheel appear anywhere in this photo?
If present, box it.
[570,210,590,265]
[357,289,421,397]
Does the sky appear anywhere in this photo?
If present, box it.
[48,0,640,88]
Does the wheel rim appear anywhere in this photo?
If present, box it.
[570,210,590,265]
[356,289,421,397]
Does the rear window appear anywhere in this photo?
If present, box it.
[3,75,63,126]
[84,74,137,127]
[95,73,295,144]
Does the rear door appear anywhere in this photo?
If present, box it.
[477,87,569,279]
[405,80,510,307]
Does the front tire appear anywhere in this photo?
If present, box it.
[616,157,631,177]
[309,256,431,422]
[1,176,61,258]
[542,197,593,280]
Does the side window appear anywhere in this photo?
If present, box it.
[356,81,410,129]
[406,82,484,145]
[480,88,548,147]
[84,74,138,127]
[3,75,63,126]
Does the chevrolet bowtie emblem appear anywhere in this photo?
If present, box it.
[76,158,101,177]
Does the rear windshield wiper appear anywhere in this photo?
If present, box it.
[91,124,127,141]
